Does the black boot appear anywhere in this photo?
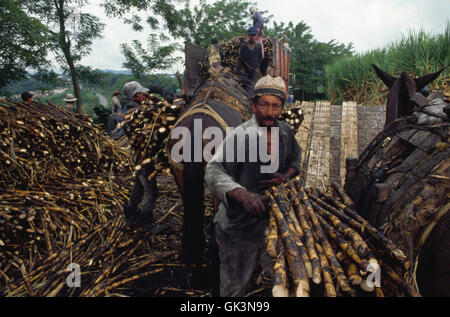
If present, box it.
[123,202,139,226]
[139,212,168,235]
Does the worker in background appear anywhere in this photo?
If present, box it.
[237,26,263,95]
[21,92,34,103]
[121,81,167,234]
[207,37,223,75]
[205,75,302,296]
[107,90,124,136]
[250,7,264,58]
[63,93,77,112]
[111,90,122,113]
[120,81,148,113]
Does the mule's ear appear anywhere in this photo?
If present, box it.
[415,67,446,90]
[372,64,396,88]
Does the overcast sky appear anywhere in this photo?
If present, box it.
[81,0,449,72]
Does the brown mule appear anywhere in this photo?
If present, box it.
[372,64,445,126]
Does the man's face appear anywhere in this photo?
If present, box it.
[133,92,146,103]
[249,34,257,44]
[252,95,283,128]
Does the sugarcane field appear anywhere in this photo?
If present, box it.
[1,0,450,302]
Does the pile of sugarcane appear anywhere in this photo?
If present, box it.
[200,36,274,78]
[117,95,184,175]
[0,99,183,296]
[0,100,132,191]
[0,175,129,258]
[0,184,180,297]
[265,178,421,297]
[281,105,304,132]
[0,173,204,297]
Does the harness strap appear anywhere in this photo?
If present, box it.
[168,102,229,171]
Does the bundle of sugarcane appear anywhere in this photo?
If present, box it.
[199,36,274,78]
[265,178,420,297]
[117,95,184,175]
[0,99,132,191]
[281,105,304,132]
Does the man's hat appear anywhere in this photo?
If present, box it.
[250,7,257,14]
[113,90,121,95]
[122,81,148,100]
[248,26,258,36]
[21,92,33,101]
[63,93,77,102]
[254,75,287,101]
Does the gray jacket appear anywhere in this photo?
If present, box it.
[205,115,302,236]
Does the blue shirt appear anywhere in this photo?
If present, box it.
[253,12,264,30]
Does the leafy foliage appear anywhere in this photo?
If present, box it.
[22,0,105,112]
[325,25,450,105]
[0,0,51,88]
[266,21,354,100]
[120,34,182,78]
[102,0,185,34]
[176,0,270,47]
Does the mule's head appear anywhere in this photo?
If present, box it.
[372,64,445,126]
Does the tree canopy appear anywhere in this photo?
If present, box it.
[120,34,182,79]
[177,0,271,47]
[267,21,354,100]
[0,0,51,88]
[23,0,105,112]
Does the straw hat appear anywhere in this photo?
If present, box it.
[63,93,78,102]
[113,90,121,96]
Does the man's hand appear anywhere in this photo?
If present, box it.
[257,168,299,192]
[257,173,288,191]
[226,188,269,219]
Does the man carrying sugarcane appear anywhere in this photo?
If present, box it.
[108,81,147,138]
[120,81,167,234]
[205,75,302,296]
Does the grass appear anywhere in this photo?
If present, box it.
[325,24,450,105]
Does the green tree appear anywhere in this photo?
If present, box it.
[177,0,271,47]
[23,0,105,113]
[103,0,270,77]
[120,34,182,79]
[102,0,188,78]
[102,0,185,34]
[266,21,353,100]
[0,0,50,88]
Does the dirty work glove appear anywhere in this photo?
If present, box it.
[257,173,287,192]
[226,188,270,219]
